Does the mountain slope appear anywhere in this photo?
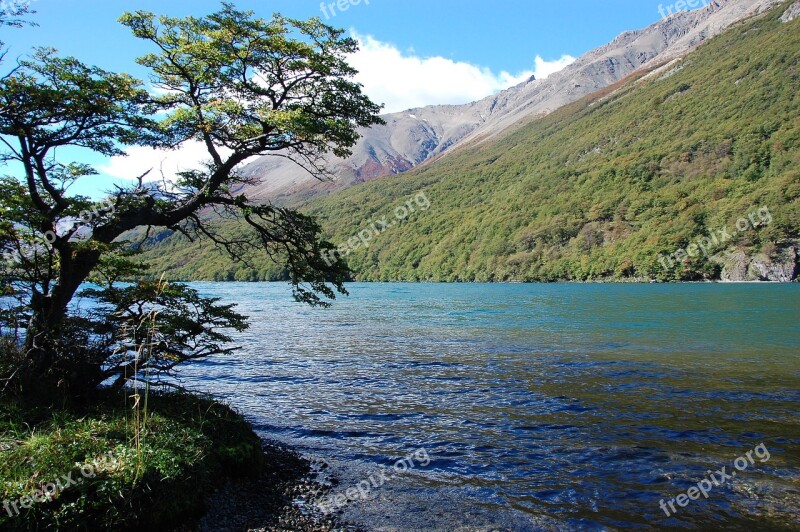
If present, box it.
[138,1,800,283]
[237,0,784,203]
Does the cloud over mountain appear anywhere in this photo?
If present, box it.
[349,32,575,113]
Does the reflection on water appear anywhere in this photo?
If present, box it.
[178,283,800,530]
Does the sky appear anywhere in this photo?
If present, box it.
[2,0,687,197]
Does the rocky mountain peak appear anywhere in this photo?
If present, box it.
[238,0,784,202]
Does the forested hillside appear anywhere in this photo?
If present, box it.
[139,5,799,282]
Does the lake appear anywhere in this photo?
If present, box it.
[179,283,800,531]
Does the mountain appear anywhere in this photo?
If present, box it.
[137,0,800,283]
[236,0,785,203]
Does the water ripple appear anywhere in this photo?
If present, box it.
[178,282,800,530]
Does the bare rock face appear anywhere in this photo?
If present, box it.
[713,242,799,282]
[238,0,784,201]
[781,1,800,21]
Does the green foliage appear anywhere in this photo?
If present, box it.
[81,275,249,389]
[0,48,158,154]
[1,247,250,399]
[140,5,800,282]
[0,392,264,530]
[0,4,383,399]
[119,3,383,160]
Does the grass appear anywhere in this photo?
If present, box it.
[0,391,265,531]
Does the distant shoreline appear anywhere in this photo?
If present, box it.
[152,278,799,284]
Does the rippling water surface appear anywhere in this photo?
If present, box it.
[178,283,800,530]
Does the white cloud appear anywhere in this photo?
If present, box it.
[534,54,578,79]
[100,38,577,179]
[349,32,576,114]
[100,141,233,183]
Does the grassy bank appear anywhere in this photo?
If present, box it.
[0,391,265,531]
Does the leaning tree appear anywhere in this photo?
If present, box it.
[0,4,383,399]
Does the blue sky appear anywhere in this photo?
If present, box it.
[8,1,666,78]
[2,0,684,197]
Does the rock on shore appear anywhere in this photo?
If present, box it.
[193,441,360,532]
[712,240,799,282]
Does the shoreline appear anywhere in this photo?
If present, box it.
[0,391,355,531]
[194,439,355,532]
[137,278,799,285]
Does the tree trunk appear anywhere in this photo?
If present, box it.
[20,247,102,401]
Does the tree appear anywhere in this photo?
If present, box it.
[0,1,36,59]
[0,4,383,399]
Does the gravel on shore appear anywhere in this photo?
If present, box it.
[191,440,363,532]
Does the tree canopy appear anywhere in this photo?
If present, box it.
[0,4,383,400]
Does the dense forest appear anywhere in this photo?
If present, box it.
[139,7,799,282]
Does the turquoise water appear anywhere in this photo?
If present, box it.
[180,283,800,530]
